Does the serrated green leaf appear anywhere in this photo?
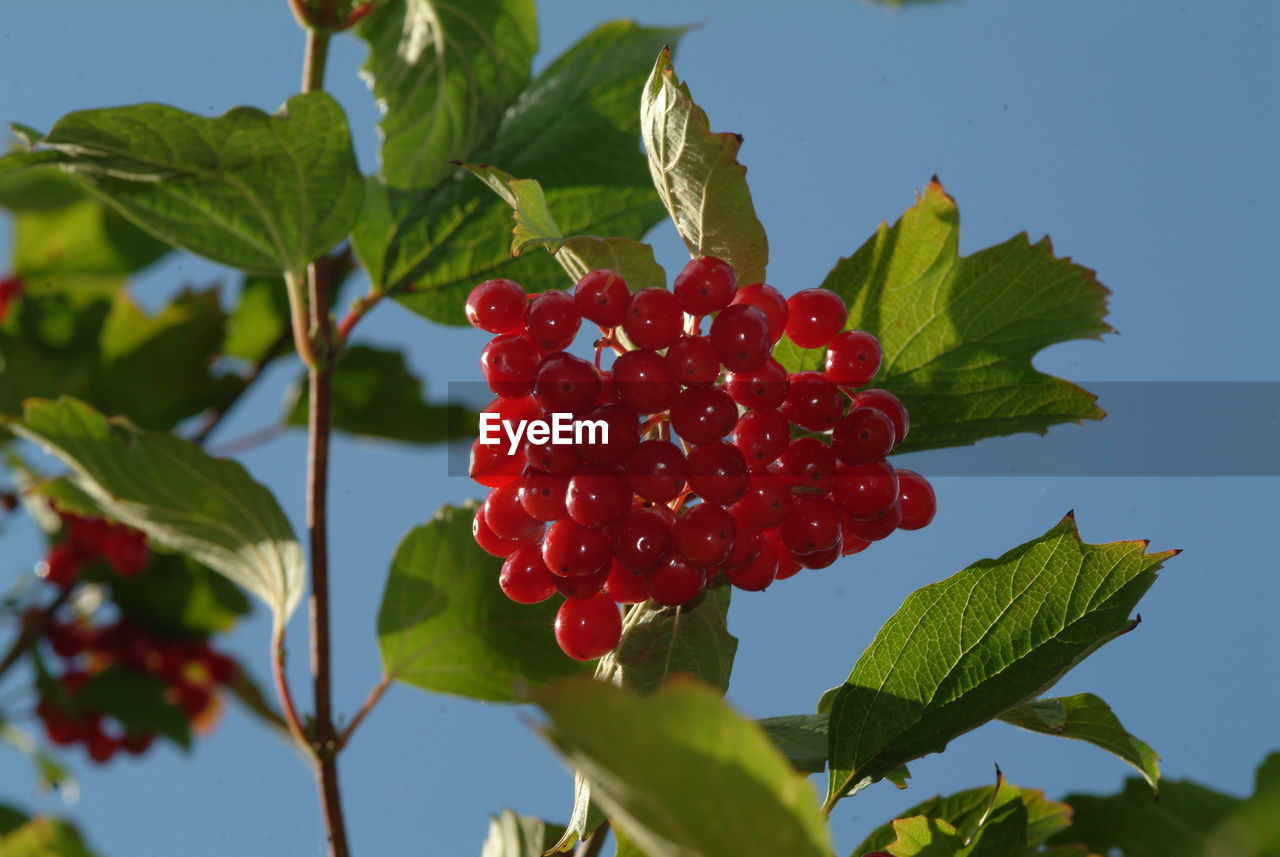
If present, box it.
[36,93,363,275]
[775,181,1109,453]
[8,398,304,620]
[998,693,1160,794]
[463,165,667,290]
[885,817,967,857]
[479,809,565,857]
[378,503,588,702]
[78,667,190,748]
[284,345,477,445]
[535,678,832,857]
[825,515,1172,810]
[358,0,537,191]
[640,48,769,283]
[354,22,681,323]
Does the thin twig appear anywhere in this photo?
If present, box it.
[335,674,391,751]
[271,620,311,752]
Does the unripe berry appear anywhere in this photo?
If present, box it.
[466,278,526,333]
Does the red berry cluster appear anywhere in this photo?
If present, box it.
[466,258,936,661]
[37,620,237,763]
[0,273,21,322]
[41,512,149,588]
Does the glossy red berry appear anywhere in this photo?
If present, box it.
[726,357,788,410]
[673,256,736,315]
[576,404,640,466]
[710,304,771,372]
[612,349,679,414]
[552,563,610,599]
[86,730,120,764]
[731,283,788,343]
[483,483,543,543]
[499,547,557,604]
[533,352,601,413]
[518,471,569,521]
[470,436,523,488]
[67,516,109,556]
[722,506,762,569]
[122,732,155,756]
[673,503,736,567]
[831,407,896,465]
[573,269,630,327]
[554,594,621,660]
[895,469,937,530]
[43,544,83,587]
[481,333,541,398]
[825,330,882,387]
[778,437,838,494]
[845,503,903,542]
[851,388,910,445]
[781,371,844,432]
[603,560,650,604]
[526,290,582,352]
[839,514,872,555]
[780,496,843,556]
[784,288,847,349]
[733,409,791,468]
[566,467,632,527]
[543,519,612,577]
[723,541,778,591]
[664,335,721,387]
[102,527,149,577]
[833,461,899,520]
[763,528,803,580]
[796,540,841,570]
[685,441,749,505]
[613,505,674,573]
[622,287,683,350]
[626,440,687,503]
[466,278,526,333]
[670,386,738,445]
[734,471,794,528]
[647,556,708,607]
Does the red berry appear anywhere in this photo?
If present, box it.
[612,349,679,414]
[673,256,736,315]
[543,519,612,577]
[896,469,937,530]
[67,516,109,557]
[762,529,803,580]
[481,333,541,398]
[526,290,582,352]
[784,289,847,349]
[603,560,650,604]
[518,471,569,521]
[850,388,910,445]
[672,503,736,567]
[596,370,621,406]
[470,436,523,488]
[521,436,579,476]
[86,730,120,764]
[733,409,791,468]
[533,352,601,413]
[722,506,762,569]
[474,505,527,556]
[845,503,903,542]
[466,279,526,333]
[176,682,211,718]
[723,541,778,591]
[483,483,544,542]
[553,562,611,599]
[833,461,899,520]
[734,471,794,528]
[778,437,838,494]
[797,540,841,570]
[102,527,149,577]
[831,407,896,465]
[576,404,640,466]
[626,440,687,503]
[122,732,156,756]
[622,287,683,351]
[685,441,748,505]
[573,269,630,327]
[839,514,871,555]
[710,304,771,372]
[726,357,788,410]
[731,283,788,343]
[613,505,674,573]
[43,544,83,588]
[825,330,882,387]
[499,547,557,604]
[204,651,238,684]
[664,335,721,387]
[781,371,844,432]
[670,386,738,445]
[43,713,80,746]
[566,467,632,527]
[47,622,89,658]
[780,496,843,555]
[647,556,708,607]
[555,594,622,660]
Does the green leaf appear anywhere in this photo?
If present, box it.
[0,814,101,857]
[8,398,305,620]
[78,667,190,748]
[774,181,1109,453]
[354,22,681,323]
[0,150,65,179]
[222,275,290,363]
[758,714,829,774]
[640,48,769,283]
[1048,753,1280,857]
[998,693,1160,794]
[479,810,565,857]
[824,514,1172,810]
[284,345,478,445]
[535,678,832,857]
[884,817,966,857]
[103,550,251,636]
[463,166,668,290]
[36,94,363,275]
[378,503,588,702]
[13,186,168,277]
[358,0,537,191]
[0,164,85,211]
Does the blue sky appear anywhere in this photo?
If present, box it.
[1,1,1278,855]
